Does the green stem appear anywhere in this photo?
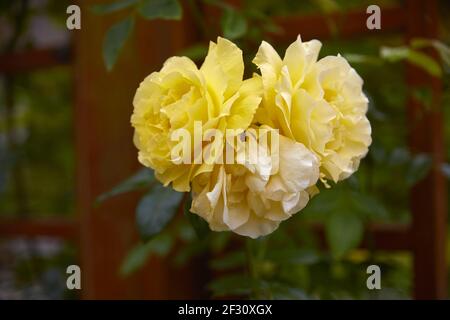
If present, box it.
[245,239,258,298]
[245,237,271,299]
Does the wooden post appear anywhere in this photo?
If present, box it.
[74,0,206,299]
[406,0,447,299]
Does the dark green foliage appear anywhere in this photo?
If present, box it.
[91,0,140,15]
[138,0,182,20]
[221,7,248,40]
[103,16,135,71]
[120,233,173,276]
[95,0,182,70]
[96,168,155,204]
[136,184,184,239]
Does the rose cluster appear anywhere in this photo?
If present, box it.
[131,36,371,238]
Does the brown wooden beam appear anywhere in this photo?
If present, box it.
[270,6,406,41]
[406,0,447,300]
[0,47,71,74]
[0,218,78,240]
[363,224,412,251]
[75,0,205,299]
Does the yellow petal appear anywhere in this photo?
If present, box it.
[201,37,244,99]
[283,36,322,87]
[233,213,280,239]
[253,40,283,88]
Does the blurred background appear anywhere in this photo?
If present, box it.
[0,0,449,299]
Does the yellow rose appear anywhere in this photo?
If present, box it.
[131,37,262,191]
[190,129,319,238]
[253,36,371,183]
[131,35,372,239]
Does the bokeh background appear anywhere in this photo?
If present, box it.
[0,0,449,299]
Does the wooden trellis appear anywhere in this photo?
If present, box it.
[0,0,446,299]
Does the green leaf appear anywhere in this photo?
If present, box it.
[302,188,340,220]
[350,192,389,221]
[432,41,450,67]
[96,168,155,204]
[266,248,320,265]
[407,50,442,77]
[103,16,134,71]
[138,0,182,20]
[380,46,410,62]
[221,7,247,40]
[441,163,450,178]
[210,251,246,271]
[208,275,254,297]
[412,87,433,109]
[184,193,210,239]
[406,153,432,186]
[136,184,183,240]
[173,238,208,266]
[325,211,364,259]
[411,38,450,67]
[380,46,442,77]
[388,148,411,166]
[178,44,208,61]
[410,38,431,49]
[369,144,387,164]
[343,54,382,65]
[91,0,139,15]
[209,232,231,253]
[119,234,173,276]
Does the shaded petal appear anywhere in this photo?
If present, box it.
[253,41,283,89]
